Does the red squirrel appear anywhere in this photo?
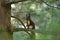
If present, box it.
[26,13,35,29]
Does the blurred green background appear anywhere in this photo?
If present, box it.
[11,0,60,40]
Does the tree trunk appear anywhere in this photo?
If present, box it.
[0,2,12,40]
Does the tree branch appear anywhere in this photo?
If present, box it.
[41,0,60,9]
[11,16,26,29]
[5,0,27,5]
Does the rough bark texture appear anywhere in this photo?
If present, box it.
[0,1,12,40]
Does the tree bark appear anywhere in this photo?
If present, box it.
[0,1,12,40]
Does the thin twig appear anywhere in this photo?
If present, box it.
[41,0,60,9]
[11,16,26,29]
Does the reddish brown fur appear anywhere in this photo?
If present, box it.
[26,13,35,29]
